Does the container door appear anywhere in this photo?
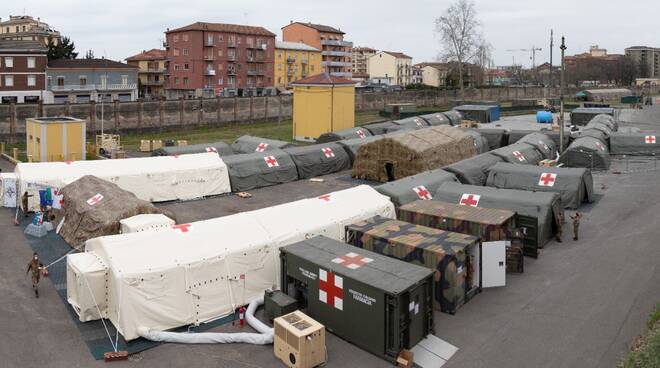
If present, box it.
[517,215,539,258]
[406,285,426,347]
[482,241,506,288]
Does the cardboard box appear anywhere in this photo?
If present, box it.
[539,159,557,167]
[139,140,152,152]
[177,140,188,146]
[151,140,163,150]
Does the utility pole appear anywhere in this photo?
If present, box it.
[559,36,566,154]
[549,29,554,86]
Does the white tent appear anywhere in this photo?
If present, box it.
[14,153,231,210]
[69,185,395,341]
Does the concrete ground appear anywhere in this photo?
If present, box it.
[1,109,659,368]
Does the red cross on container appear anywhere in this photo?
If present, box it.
[538,172,557,187]
[172,223,192,233]
[356,130,366,139]
[264,156,279,167]
[459,193,480,207]
[318,194,331,202]
[332,252,373,270]
[413,185,432,200]
[318,268,343,310]
[512,150,526,162]
[645,135,656,144]
[255,143,268,152]
[321,147,335,158]
[86,193,104,206]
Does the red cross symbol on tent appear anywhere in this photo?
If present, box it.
[413,185,432,200]
[356,130,366,139]
[645,135,656,144]
[414,118,423,126]
[86,193,104,206]
[538,172,557,187]
[172,154,180,158]
[205,147,218,153]
[595,142,605,151]
[332,252,374,270]
[459,193,480,207]
[318,194,331,202]
[255,143,268,152]
[321,147,335,158]
[171,223,192,233]
[512,150,526,162]
[539,141,550,151]
[64,161,73,165]
[319,268,343,310]
[264,155,279,167]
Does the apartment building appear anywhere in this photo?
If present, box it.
[282,22,353,78]
[416,62,450,87]
[0,40,48,103]
[368,51,412,86]
[46,58,138,104]
[625,46,660,78]
[0,15,61,45]
[164,22,276,99]
[274,41,321,89]
[352,46,376,78]
[126,49,167,99]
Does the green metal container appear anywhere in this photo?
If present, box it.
[280,236,434,362]
[264,290,298,321]
[344,216,481,314]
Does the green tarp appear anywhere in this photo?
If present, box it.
[223,150,299,191]
[375,168,460,207]
[283,143,351,179]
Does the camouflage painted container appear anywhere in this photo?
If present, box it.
[397,200,518,243]
[345,216,481,314]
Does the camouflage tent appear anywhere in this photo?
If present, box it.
[398,200,517,243]
[345,216,481,314]
[283,143,351,179]
[559,137,611,170]
[508,130,570,151]
[433,182,564,257]
[443,153,504,186]
[362,121,398,135]
[223,150,299,191]
[352,126,478,182]
[461,130,490,154]
[442,110,463,126]
[610,132,660,155]
[418,112,452,126]
[471,128,508,150]
[230,135,294,154]
[57,175,174,249]
[151,141,234,157]
[316,127,373,143]
[485,162,595,209]
[489,142,544,165]
[374,168,460,207]
[337,135,384,164]
[514,132,557,160]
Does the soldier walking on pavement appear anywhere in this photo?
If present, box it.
[570,212,582,241]
[26,252,45,298]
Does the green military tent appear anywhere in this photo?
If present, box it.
[489,142,544,165]
[362,121,398,135]
[374,168,460,207]
[610,132,660,155]
[443,153,504,186]
[231,135,294,154]
[472,128,508,149]
[485,162,595,209]
[223,150,299,192]
[433,182,564,257]
[151,141,234,157]
[514,132,557,160]
[461,130,490,154]
[508,129,570,151]
[570,107,615,126]
[386,116,430,133]
[589,114,618,131]
[316,127,373,143]
[559,137,611,170]
[419,112,452,126]
[337,135,384,164]
[583,119,614,139]
[442,110,463,126]
[283,143,351,179]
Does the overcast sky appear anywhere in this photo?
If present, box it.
[5,0,659,67]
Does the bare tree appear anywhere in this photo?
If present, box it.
[434,0,486,97]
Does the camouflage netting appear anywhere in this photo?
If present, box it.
[57,175,175,249]
[351,126,478,182]
[151,141,234,157]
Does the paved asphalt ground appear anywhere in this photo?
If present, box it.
[1,110,659,368]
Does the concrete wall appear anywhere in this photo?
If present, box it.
[0,86,584,141]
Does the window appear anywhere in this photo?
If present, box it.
[57,76,65,86]
[183,34,189,42]
[27,75,36,87]
[174,48,180,56]
[311,65,315,72]
[22,25,26,32]
[277,51,282,59]
[5,75,13,87]
[47,76,51,87]
[277,64,282,71]
[184,63,189,70]
[174,64,180,71]
[5,57,13,68]
[227,76,235,86]
[183,48,189,56]
[183,77,189,87]
[174,77,179,85]
[217,49,223,57]
[27,57,36,68]
[218,34,224,42]
[121,75,128,85]
[218,77,223,85]
[206,35,213,45]
[100,75,107,89]
[173,35,179,42]
[79,76,87,86]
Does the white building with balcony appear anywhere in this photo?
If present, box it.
[367,51,413,86]
[46,58,139,104]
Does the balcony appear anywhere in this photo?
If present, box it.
[203,55,215,61]
[50,83,137,92]
[227,69,237,75]
[321,50,352,57]
[163,41,169,48]
[322,61,352,68]
[142,80,164,86]
[143,68,166,73]
[320,39,353,47]
[227,55,236,62]
[227,40,236,47]
[300,58,309,64]
[204,40,214,47]
[204,69,216,76]
[286,56,295,64]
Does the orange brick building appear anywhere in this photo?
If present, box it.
[282,22,352,78]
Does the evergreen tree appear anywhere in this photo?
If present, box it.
[84,49,95,59]
[47,36,78,61]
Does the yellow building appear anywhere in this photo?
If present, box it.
[125,49,167,99]
[275,41,321,89]
[26,117,86,162]
[291,73,355,141]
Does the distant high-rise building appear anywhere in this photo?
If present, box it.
[282,22,353,78]
[0,15,61,46]
[625,46,660,78]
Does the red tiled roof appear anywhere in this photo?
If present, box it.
[48,58,138,69]
[125,48,167,61]
[383,51,412,59]
[167,22,275,37]
[283,22,345,35]
[291,73,356,85]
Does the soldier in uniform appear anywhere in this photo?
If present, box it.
[570,212,582,241]
[26,252,45,298]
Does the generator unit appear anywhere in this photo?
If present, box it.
[274,310,326,368]
[264,289,298,321]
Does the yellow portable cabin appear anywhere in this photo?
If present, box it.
[291,73,355,141]
[26,117,86,162]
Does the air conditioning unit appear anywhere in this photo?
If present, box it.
[274,311,326,368]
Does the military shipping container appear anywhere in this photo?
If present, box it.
[344,216,482,314]
[279,236,434,362]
